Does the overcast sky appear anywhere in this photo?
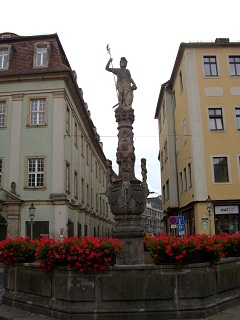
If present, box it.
[2,0,240,195]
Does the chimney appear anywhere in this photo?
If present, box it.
[215,38,229,43]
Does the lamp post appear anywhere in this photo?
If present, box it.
[29,203,36,240]
[206,196,213,236]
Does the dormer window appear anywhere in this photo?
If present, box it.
[33,42,51,68]
[0,46,12,70]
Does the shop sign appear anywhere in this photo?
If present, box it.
[215,205,239,215]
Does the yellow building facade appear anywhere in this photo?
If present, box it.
[155,38,240,235]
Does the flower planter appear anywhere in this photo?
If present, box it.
[186,251,210,264]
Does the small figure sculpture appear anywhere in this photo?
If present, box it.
[106,57,137,108]
[141,158,147,183]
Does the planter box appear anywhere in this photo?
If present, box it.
[2,258,240,320]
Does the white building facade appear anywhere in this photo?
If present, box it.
[0,32,114,240]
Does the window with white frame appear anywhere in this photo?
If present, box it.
[235,108,240,130]
[30,99,46,126]
[66,106,70,133]
[229,56,240,76]
[28,158,45,188]
[33,43,50,68]
[208,108,224,130]
[213,157,229,183]
[0,101,6,127]
[0,47,10,69]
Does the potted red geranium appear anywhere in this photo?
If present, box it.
[0,237,37,266]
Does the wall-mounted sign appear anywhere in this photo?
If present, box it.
[215,206,239,215]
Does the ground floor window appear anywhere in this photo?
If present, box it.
[215,205,240,234]
[26,221,49,239]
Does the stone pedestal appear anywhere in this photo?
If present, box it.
[106,106,148,265]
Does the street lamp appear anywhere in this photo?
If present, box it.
[206,196,213,236]
[29,203,36,240]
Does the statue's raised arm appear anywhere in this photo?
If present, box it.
[106,57,137,108]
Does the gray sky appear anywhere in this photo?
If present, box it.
[2,0,240,195]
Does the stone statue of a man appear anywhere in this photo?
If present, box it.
[106,57,137,108]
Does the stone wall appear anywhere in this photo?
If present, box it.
[2,258,240,320]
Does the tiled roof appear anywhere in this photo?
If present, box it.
[0,33,71,76]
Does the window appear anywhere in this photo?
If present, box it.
[91,188,93,208]
[28,158,44,188]
[179,71,183,92]
[74,122,78,146]
[183,167,187,191]
[86,184,89,206]
[164,140,168,162]
[172,90,176,110]
[33,43,51,68]
[91,152,94,172]
[160,150,164,170]
[213,157,229,182]
[0,159,3,187]
[203,56,218,76]
[235,108,240,130]
[29,99,46,126]
[0,47,10,70]
[96,194,98,212]
[26,221,49,239]
[162,101,166,120]
[165,180,169,200]
[208,108,224,130]
[66,106,70,133]
[95,161,98,178]
[81,178,84,203]
[74,171,78,199]
[188,163,192,188]
[229,56,240,76]
[77,223,82,237]
[86,143,89,165]
[0,101,6,127]
[81,133,84,156]
[66,162,70,192]
[180,172,183,193]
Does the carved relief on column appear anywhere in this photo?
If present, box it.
[115,107,136,181]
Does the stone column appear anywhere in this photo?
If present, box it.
[106,106,148,265]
